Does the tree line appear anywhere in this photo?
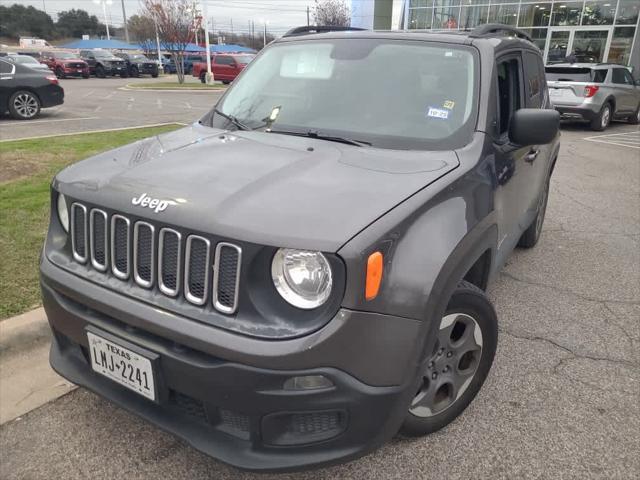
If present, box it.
[0,4,112,40]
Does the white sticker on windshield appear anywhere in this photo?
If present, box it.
[427,107,449,120]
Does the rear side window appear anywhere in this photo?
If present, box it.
[545,67,606,83]
[611,68,634,85]
[523,51,544,108]
[215,56,234,65]
[0,60,13,74]
[497,57,522,135]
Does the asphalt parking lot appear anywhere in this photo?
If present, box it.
[0,76,224,141]
[0,113,638,477]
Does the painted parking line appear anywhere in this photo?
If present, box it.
[0,116,100,127]
[583,130,640,149]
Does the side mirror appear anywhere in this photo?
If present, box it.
[509,108,560,146]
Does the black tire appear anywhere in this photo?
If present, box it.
[55,66,66,79]
[518,174,550,248]
[400,281,498,437]
[200,72,206,83]
[131,66,139,77]
[120,71,129,78]
[222,80,230,85]
[628,104,640,125]
[8,90,41,120]
[151,72,159,78]
[96,64,106,78]
[590,102,612,131]
[82,74,90,79]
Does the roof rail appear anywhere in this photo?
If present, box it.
[283,26,367,37]
[469,24,532,43]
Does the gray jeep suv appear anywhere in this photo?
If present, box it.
[546,63,640,131]
[41,25,560,471]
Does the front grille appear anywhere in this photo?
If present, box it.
[171,392,207,421]
[69,203,241,315]
[68,62,84,68]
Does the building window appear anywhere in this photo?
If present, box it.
[433,0,461,29]
[460,5,489,28]
[518,3,552,28]
[488,3,519,26]
[551,2,583,26]
[607,27,636,64]
[582,1,617,25]
[616,0,640,25]
[409,7,434,28]
[520,28,549,51]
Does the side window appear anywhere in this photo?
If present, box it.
[612,68,632,85]
[622,69,634,85]
[0,60,13,74]
[496,57,522,136]
[214,56,224,65]
[216,56,233,65]
[593,69,607,83]
[523,51,542,108]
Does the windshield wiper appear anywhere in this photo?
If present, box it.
[268,129,371,147]
[213,107,250,131]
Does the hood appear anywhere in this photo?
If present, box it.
[61,59,86,64]
[55,124,459,252]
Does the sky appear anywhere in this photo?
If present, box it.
[2,0,323,36]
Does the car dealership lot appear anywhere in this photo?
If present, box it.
[0,76,223,141]
[0,117,638,478]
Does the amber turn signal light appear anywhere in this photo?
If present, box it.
[365,252,383,301]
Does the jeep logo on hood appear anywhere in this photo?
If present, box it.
[131,193,171,213]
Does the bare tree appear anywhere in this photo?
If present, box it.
[141,0,199,83]
[313,0,350,27]
[127,14,156,54]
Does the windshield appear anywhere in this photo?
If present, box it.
[94,51,116,59]
[545,67,606,83]
[130,54,148,60]
[54,52,76,59]
[12,56,39,64]
[212,39,477,150]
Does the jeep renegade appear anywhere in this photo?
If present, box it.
[41,25,560,471]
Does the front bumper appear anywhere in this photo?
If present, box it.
[41,255,423,471]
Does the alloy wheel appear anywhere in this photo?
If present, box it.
[410,313,483,417]
[602,105,610,129]
[13,93,39,119]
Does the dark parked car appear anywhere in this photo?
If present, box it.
[4,54,51,73]
[40,50,90,79]
[0,58,63,119]
[42,25,559,471]
[115,52,159,78]
[79,49,127,78]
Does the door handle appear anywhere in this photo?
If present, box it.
[525,149,540,163]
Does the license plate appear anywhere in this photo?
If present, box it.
[77,69,83,72]
[87,331,156,401]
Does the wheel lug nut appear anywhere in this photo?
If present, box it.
[438,348,444,355]
[428,361,434,369]
[443,366,450,373]
[446,351,452,358]
[432,372,437,380]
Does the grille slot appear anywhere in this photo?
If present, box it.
[71,203,88,263]
[134,222,155,288]
[213,243,242,314]
[89,209,107,271]
[111,215,130,279]
[159,228,181,297]
[184,235,211,305]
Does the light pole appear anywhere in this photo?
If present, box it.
[93,0,113,41]
[201,1,212,84]
[120,0,129,43]
[260,19,269,48]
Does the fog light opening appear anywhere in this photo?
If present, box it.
[283,375,333,391]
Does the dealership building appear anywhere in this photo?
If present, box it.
[351,0,640,70]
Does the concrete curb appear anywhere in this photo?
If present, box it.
[0,308,76,425]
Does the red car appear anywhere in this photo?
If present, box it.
[40,51,90,79]
[192,54,254,84]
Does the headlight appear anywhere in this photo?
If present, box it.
[271,249,333,309]
[57,193,69,232]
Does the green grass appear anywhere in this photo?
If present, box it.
[127,82,227,90]
[0,124,181,319]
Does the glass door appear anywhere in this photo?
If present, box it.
[572,30,610,63]
[545,29,572,64]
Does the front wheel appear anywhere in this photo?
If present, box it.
[628,104,640,125]
[518,175,550,248]
[590,102,611,131]
[400,281,498,437]
[200,72,206,83]
[130,66,139,77]
[8,90,41,120]
[55,67,65,79]
[96,65,106,78]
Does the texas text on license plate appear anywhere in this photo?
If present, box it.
[87,330,157,401]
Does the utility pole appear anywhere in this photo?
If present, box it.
[154,16,163,73]
[201,0,213,84]
[307,6,310,26]
[42,0,46,13]
[120,0,129,43]
[93,0,112,41]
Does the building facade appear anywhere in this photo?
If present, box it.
[351,0,640,70]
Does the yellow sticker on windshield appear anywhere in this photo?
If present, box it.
[443,100,455,110]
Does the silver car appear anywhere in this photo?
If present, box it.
[546,63,640,131]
